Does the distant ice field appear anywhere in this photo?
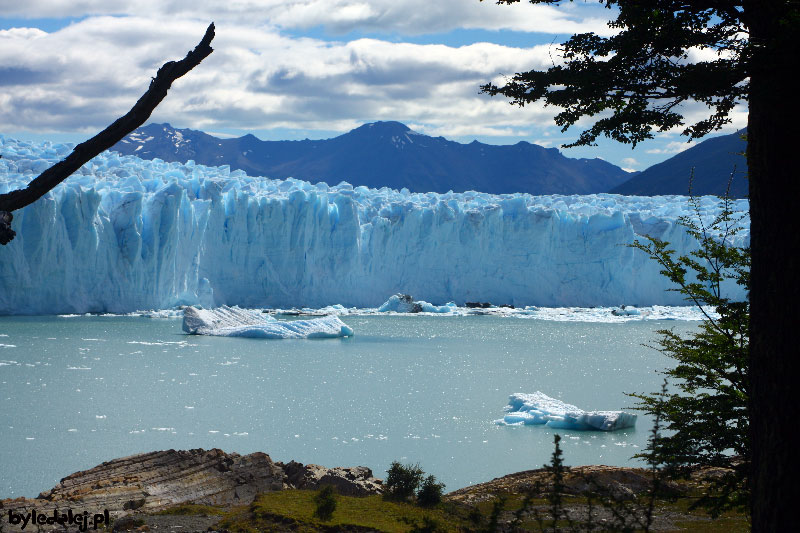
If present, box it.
[1,134,749,314]
[124,303,716,323]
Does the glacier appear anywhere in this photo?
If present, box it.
[497,392,637,431]
[182,305,354,339]
[0,134,749,315]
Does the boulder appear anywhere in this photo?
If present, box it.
[281,461,383,496]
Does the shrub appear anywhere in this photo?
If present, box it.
[313,485,337,521]
[416,474,446,507]
[385,461,425,501]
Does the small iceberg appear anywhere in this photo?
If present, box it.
[497,392,636,431]
[182,306,354,339]
[611,305,642,316]
[378,294,457,314]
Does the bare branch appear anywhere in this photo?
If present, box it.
[0,22,215,245]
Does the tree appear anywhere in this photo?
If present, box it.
[481,2,799,529]
[313,485,337,521]
[631,193,750,516]
[0,23,216,245]
[385,461,425,501]
[416,474,446,507]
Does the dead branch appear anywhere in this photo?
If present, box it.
[0,22,215,245]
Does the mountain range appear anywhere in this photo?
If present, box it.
[112,121,631,195]
[610,129,747,197]
[111,122,747,197]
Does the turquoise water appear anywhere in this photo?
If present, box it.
[0,314,697,498]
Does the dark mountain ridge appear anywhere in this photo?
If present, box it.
[112,121,632,195]
[610,129,748,198]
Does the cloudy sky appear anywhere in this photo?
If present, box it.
[0,0,747,171]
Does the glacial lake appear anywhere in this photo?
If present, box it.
[0,313,699,498]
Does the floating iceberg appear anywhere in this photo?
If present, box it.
[611,306,642,316]
[377,294,457,314]
[0,134,750,314]
[497,392,636,431]
[182,306,353,339]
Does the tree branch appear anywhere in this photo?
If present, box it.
[0,22,215,245]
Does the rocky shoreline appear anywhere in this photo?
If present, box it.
[0,449,382,531]
[0,449,743,532]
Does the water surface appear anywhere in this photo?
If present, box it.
[0,314,696,497]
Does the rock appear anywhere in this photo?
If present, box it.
[0,448,383,529]
[281,461,383,496]
[446,465,684,505]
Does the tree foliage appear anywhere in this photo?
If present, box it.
[481,1,749,146]
[313,485,337,521]
[385,462,446,507]
[416,474,446,507]
[630,190,750,516]
[385,461,426,501]
[537,434,572,532]
[481,3,800,529]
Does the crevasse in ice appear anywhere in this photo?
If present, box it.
[0,134,749,315]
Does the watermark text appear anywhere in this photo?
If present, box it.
[6,509,109,531]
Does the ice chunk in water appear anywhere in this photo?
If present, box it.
[378,294,456,313]
[497,391,636,431]
[182,306,353,339]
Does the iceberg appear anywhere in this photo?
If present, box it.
[182,306,353,339]
[611,305,642,316]
[377,294,457,314]
[0,134,750,315]
[497,392,636,431]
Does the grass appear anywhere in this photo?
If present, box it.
[147,486,750,532]
[219,491,467,532]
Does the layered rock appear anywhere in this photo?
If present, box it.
[0,448,382,529]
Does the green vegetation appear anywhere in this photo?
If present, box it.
[482,3,800,527]
[533,434,571,532]
[630,193,750,516]
[386,461,426,501]
[467,192,750,531]
[385,461,446,509]
[218,490,466,533]
[417,475,447,507]
[144,472,749,532]
[313,485,337,521]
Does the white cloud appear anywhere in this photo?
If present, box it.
[0,4,749,165]
[0,1,615,36]
[0,16,562,136]
[417,124,532,138]
[646,141,695,154]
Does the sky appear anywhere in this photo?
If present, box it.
[0,0,748,172]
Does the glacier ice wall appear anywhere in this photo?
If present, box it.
[0,134,750,315]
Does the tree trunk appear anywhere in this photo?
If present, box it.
[747,2,800,529]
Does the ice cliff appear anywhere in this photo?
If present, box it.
[0,135,750,315]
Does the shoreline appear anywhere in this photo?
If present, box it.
[0,448,744,532]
